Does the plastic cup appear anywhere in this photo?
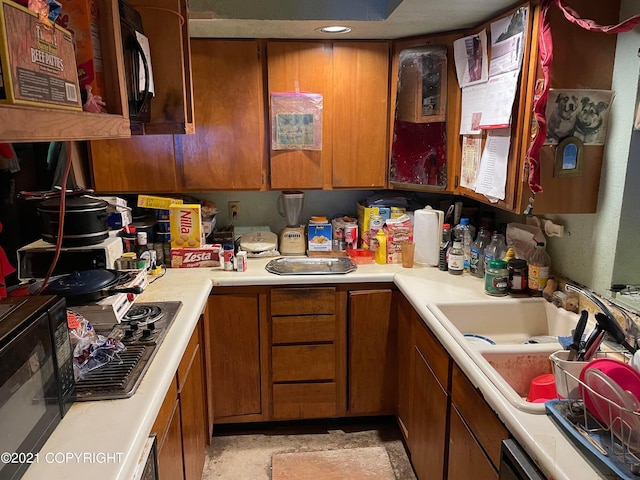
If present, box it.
[401,242,415,268]
[526,373,558,402]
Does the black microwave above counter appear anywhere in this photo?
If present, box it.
[0,296,75,480]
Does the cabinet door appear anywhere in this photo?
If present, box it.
[348,289,396,415]
[209,293,263,420]
[180,343,206,480]
[267,41,333,189]
[90,134,178,192]
[332,42,389,188]
[179,40,266,190]
[448,406,499,480]
[156,398,184,480]
[409,346,449,480]
[396,292,414,438]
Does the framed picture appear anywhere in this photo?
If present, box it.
[554,136,584,177]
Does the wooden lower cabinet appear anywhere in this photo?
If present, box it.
[408,311,451,480]
[155,383,184,480]
[269,287,346,420]
[348,289,396,415]
[210,290,267,422]
[448,406,499,480]
[152,318,207,480]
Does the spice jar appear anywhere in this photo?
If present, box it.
[484,259,508,296]
[507,258,528,295]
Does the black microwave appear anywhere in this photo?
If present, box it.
[0,296,75,480]
[119,0,153,132]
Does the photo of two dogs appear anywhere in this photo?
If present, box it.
[545,89,614,145]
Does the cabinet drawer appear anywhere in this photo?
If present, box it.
[452,365,508,469]
[272,315,336,344]
[272,345,335,382]
[413,317,451,391]
[271,287,336,315]
[272,382,337,419]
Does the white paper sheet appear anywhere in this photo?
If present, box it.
[478,71,519,129]
[460,83,487,134]
[460,135,483,189]
[135,31,155,96]
[474,128,511,201]
[488,7,528,77]
[453,30,489,88]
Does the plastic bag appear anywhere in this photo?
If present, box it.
[271,93,323,150]
[67,310,126,381]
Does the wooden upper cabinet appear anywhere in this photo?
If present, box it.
[90,134,178,192]
[267,41,333,189]
[178,39,266,191]
[513,0,620,214]
[452,2,535,212]
[332,42,390,188]
[130,0,194,134]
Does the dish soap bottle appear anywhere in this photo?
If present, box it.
[528,241,551,296]
[375,229,387,265]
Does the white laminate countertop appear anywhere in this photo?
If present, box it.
[22,258,606,479]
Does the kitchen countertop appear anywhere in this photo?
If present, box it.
[23,258,606,479]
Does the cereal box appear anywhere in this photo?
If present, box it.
[54,0,107,106]
[0,0,82,110]
[308,220,332,252]
[170,204,202,249]
[171,245,221,268]
[384,216,413,264]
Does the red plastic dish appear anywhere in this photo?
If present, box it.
[347,249,374,264]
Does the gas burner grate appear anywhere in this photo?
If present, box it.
[74,344,154,401]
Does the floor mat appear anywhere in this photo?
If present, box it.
[271,446,396,480]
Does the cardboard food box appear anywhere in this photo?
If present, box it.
[137,195,183,210]
[54,0,107,107]
[384,217,413,264]
[308,219,332,252]
[170,204,202,249]
[0,0,82,110]
[356,202,391,249]
[170,244,221,268]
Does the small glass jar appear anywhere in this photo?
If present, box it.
[507,258,528,295]
[484,259,508,296]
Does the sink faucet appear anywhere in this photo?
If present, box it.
[565,283,639,350]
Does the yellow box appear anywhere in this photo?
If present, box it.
[54,0,107,106]
[356,202,391,249]
[170,204,202,249]
[137,195,183,210]
[0,0,82,110]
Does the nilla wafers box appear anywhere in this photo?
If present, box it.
[170,204,202,249]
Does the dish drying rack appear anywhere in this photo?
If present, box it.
[548,350,640,479]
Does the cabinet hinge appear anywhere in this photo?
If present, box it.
[454,175,459,188]
[257,45,261,60]
[262,173,265,185]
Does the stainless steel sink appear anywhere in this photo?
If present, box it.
[265,256,357,275]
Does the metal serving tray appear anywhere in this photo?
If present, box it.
[265,257,357,275]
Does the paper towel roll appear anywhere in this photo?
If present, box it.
[413,207,443,266]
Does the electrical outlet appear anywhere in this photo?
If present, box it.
[228,201,240,219]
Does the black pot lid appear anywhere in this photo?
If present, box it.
[42,269,119,295]
[39,196,108,211]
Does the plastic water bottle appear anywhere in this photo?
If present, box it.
[469,227,491,278]
[453,218,475,271]
[483,233,506,272]
[528,242,551,296]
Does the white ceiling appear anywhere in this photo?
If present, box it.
[189,0,522,39]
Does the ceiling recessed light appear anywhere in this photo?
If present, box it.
[318,25,352,34]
